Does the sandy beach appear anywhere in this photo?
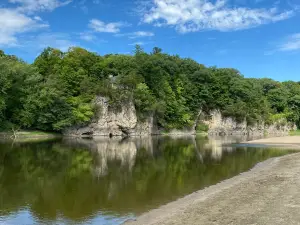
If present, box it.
[246,136,300,146]
[125,136,300,225]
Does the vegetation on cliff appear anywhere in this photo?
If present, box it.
[0,47,300,132]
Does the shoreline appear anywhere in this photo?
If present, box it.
[246,135,300,145]
[0,130,292,139]
[125,136,300,225]
[242,136,300,149]
[0,131,61,141]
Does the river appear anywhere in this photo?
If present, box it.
[0,136,295,225]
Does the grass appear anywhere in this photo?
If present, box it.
[161,130,170,135]
[16,130,58,136]
[289,130,300,136]
[196,132,208,136]
[0,130,61,138]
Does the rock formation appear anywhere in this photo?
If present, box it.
[64,96,157,137]
[202,110,296,136]
[64,97,296,137]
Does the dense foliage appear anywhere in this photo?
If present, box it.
[0,47,299,132]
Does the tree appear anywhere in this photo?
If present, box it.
[0,46,299,132]
[134,45,144,56]
[152,47,162,54]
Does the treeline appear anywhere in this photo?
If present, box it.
[0,47,300,132]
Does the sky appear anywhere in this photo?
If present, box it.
[1,0,300,81]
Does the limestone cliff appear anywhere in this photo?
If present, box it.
[64,97,296,137]
[64,96,157,137]
[202,110,296,136]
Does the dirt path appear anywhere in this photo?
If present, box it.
[125,150,300,225]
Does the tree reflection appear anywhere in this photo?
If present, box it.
[0,137,295,224]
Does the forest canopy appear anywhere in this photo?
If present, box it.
[0,47,299,132]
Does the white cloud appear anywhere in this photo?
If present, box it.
[131,31,154,38]
[128,41,153,46]
[264,33,300,55]
[116,31,154,39]
[77,0,88,14]
[0,0,70,47]
[216,49,228,55]
[21,33,77,53]
[79,32,96,41]
[278,33,300,51]
[89,19,125,33]
[93,0,101,4]
[128,41,146,46]
[34,15,42,21]
[8,0,72,13]
[34,33,76,51]
[142,0,294,33]
[0,8,48,46]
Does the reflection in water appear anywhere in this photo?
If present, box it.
[0,136,295,225]
[94,140,137,177]
[203,137,237,160]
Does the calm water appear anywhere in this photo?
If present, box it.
[0,136,295,225]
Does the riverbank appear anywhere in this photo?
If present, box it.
[246,135,300,148]
[0,130,61,140]
[125,141,300,225]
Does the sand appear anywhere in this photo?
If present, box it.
[247,136,300,146]
[124,136,300,225]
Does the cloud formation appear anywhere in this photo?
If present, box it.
[23,33,76,52]
[8,0,72,13]
[142,0,294,33]
[79,32,97,41]
[279,33,300,51]
[128,41,146,46]
[89,19,125,33]
[0,8,48,46]
[116,31,155,39]
[35,33,77,51]
[0,0,71,46]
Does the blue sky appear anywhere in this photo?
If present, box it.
[1,0,300,81]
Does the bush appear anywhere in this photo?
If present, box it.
[196,122,209,132]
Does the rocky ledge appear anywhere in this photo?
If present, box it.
[203,110,296,136]
[64,97,296,137]
[64,96,158,137]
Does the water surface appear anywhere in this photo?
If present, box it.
[0,136,295,225]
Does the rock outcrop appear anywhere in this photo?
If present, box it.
[64,97,296,137]
[202,110,296,136]
[64,96,157,137]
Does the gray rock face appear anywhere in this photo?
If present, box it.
[203,110,296,136]
[64,96,157,137]
[64,98,296,137]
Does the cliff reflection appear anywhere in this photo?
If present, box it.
[201,137,237,160]
[0,136,294,225]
